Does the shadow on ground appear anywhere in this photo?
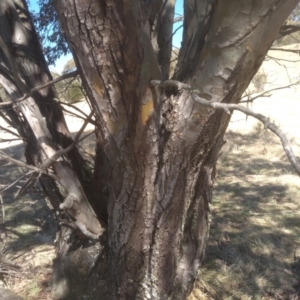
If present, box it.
[1,128,300,299]
[190,130,300,300]
[0,143,56,257]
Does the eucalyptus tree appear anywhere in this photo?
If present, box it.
[0,0,298,299]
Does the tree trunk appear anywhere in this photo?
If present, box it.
[53,1,298,299]
[0,0,298,299]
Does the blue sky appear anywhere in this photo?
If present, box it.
[28,0,183,73]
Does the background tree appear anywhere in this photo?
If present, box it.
[52,59,84,103]
[0,0,299,299]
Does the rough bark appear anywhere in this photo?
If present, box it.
[52,1,298,299]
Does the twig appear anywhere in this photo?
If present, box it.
[194,95,300,176]
[0,70,79,108]
[14,172,40,200]
[0,151,59,181]
[62,107,94,124]
[61,106,96,125]
[0,172,33,194]
[0,109,14,128]
[0,110,95,200]
[161,25,183,48]
[174,16,184,23]
[152,79,300,176]
[270,47,300,53]
[241,80,300,103]
[7,112,95,200]
[39,110,95,169]
[265,54,300,63]
[0,138,21,142]
[0,125,21,139]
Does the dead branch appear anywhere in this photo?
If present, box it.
[162,25,183,49]
[0,151,59,181]
[174,15,184,23]
[241,80,300,103]
[0,172,33,194]
[0,138,20,142]
[62,106,96,125]
[0,125,21,139]
[39,110,94,170]
[60,104,96,125]
[15,111,94,199]
[265,54,300,63]
[277,24,300,39]
[0,109,14,128]
[0,110,94,201]
[151,79,300,177]
[270,47,300,53]
[0,70,79,108]
[13,172,40,200]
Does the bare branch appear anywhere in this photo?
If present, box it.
[161,24,183,51]
[0,109,14,128]
[152,79,300,176]
[270,47,300,53]
[0,151,59,181]
[266,54,300,63]
[277,24,300,39]
[174,15,184,23]
[0,138,20,142]
[0,70,79,108]
[60,102,96,125]
[241,80,300,103]
[0,172,33,194]
[62,106,96,125]
[40,110,95,169]
[0,125,21,139]
[0,109,94,200]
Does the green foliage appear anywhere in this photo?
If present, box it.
[63,81,84,103]
[28,0,69,65]
[54,78,83,104]
[62,59,76,74]
[49,61,83,103]
[52,60,84,103]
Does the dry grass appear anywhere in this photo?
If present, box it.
[189,46,300,299]
[190,124,300,300]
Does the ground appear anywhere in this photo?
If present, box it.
[1,46,300,299]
